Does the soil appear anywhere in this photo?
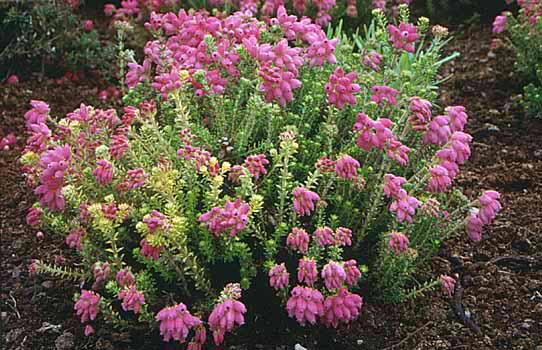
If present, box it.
[1,23,541,350]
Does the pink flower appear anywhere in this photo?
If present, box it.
[116,268,135,287]
[286,286,324,325]
[440,275,456,297]
[35,145,71,211]
[156,303,202,343]
[466,209,483,242]
[371,85,400,106]
[121,168,147,190]
[25,123,50,153]
[450,132,472,164]
[409,97,432,130]
[492,14,508,34]
[314,226,335,247]
[118,286,145,313]
[383,173,406,198]
[427,165,453,193]
[208,299,247,345]
[344,260,361,286]
[198,199,250,237]
[245,154,269,179]
[109,134,129,160]
[297,258,318,286]
[389,190,421,223]
[387,139,411,166]
[321,261,346,290]
[7,74,19,85]
[269,263,289,290]
[422,115,451,145]
[353,113,394,151]
[140,239,162,260]
[322,288,363,328]
[74,290,101,323]
[292,187,320,216]
[286,227,310,254]
[388,23,420,53]
[388,231,409,255]
[24,100,49,128]
[305,34,338,67]
[259,63,301,107]
[325,67,360,109]
[316,156,336,172]
[93,160,113,185]
[84,325,94,336]
[26,207,43,227]
[446,106,468,132]
[372,0,386,10]
[187,325,207,350]
[421,198,441,218]
[101,202,117,220]
[66,228,85,250]
[92,262,110,288]
[143,210,168,233]
[335,227,352,246]
[363,51,383,71]
[36,231,44,240]
[83,20,94,32]
[104,4,116,16]
[0,133,16,150]
[335,155,360,180]
[478,190,502,225]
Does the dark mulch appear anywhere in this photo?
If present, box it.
[1,24,541,350]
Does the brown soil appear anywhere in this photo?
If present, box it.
[1,24,541,350]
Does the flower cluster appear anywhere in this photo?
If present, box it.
[199,199,251,237]
[156,303,202,343]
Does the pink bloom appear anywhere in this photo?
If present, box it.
[36,231,44,240]
[422,115,451,145]
[305,34,338,67]
[388,231,409,255]
[25,122,50,153]
[383,173,406,199]
[492,14,508,34]
[109,134,129,160]
[66,228,85,250]
[427,165,453,193]
[101,202,117,220]
[92,262,110,287]
[24,100,49,128]
[121,168,147,190]
[245,154,269,179]
[93,160,113,185]
[314,226,335,247]
[26,207,43,227]
[116,268,135,287]
[83,20,94,32]
[74,290,101,323]
[466,209,483,242]
[80,203,91,223]
[286,227,310,254]
[156,303,202,343]
[269,263,289,290]
[322,288,363,328]
[362,51,383,71]
[292,187,320,216]
[335,155,360,180]
[387,139,411,166]
[198,199,250,237]
[98,90,108,100]
[321,261,347,290]
[372,0,386,10]
[315,156,336,172]
[388,23,420,53]
[34,145,71,211]
[440,275,456,297]
[208,299,247,345]
[335,227,352,246]
[421,198,441,217]
[371,85,400,106]
[450,132,472,164]
[7,74,19,85]
[0,133,16,150]
[259,63,301,107]
[140,239,162,260]
[325,67,360,109]
[84,325,94,336]
[353,113,394,151]
[409,97,432,131]
[344,260,361,286]
[478,190,502,225]
[187,325,207,350]
[118,286,145,313]
[389,190,421,223]
[286,286,324,326]
[446,106,468,132]
[297,258,318,286]
[143,210,168,233]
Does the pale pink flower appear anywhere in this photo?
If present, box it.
[440,275,456,297]
[322,261,346,290]
[116,268,135,287]
[84,325,94,336]
[74,290,101,323]
[389,190,421,223]
[83,20,94,32]
[409,97,432,131]
[353,113,394,151]
[66,228,85,250]
[344,260,361,286]
[314,226,335,247]
[422,115,451,145]
[322,288,363,328]
[387,139,411,166]
[297,258,318,286]
[208,299,246,345]
[492,14,508,34]
[363,51,383,71]
[466,209,483,242]
[388,231,409,255]
[35,145,71,211]
[286,286,324,326]
[446,106,468,132]
[140,239,162,260]
[156,303,202,343]
[383,173,406,199]
[335,155,360,180]
[286,227,310,254]
[143,210,168,233]
[335,227,352,247]
[269,263,289,290]
[198,199,250,237]
[371,85,400,106]
[388,23,420,53]
[245,154,269,179]
[292,187,320,217]
[478,190,502,225]
[26,207,43,227]
[427,165,453,193]
[118,286,145,313]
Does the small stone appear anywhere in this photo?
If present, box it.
[294,344,308,350]
[41,280,54,289]
[55,331,75,350]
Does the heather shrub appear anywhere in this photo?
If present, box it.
[23,6,502,346]
[492,0,542,117]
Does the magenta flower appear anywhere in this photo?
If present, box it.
[387,139,411,166]
[83,20,94,32]
[305,33,338,66]
[292,187,320,216]
[389,190,421,223]
[322,261,347,290]
[259,63,301,107]
[84,325,94,337]
[478,190,502,225]
[297,258,318,286]
[24,100,49,128]
[92,262,110,287]
[466,209,483,242]
[492,14,508,34]
[7,74,19,85]
[325,67,360,109]
[269,263,289,290]
[344,260,361,286]
[93,160,113,186]
[446,106,468,132]
[26,207,43,228]
[34,145,71,211]
[335,227,352,246]
[440,275,456,297]
[286,227,310,254]
[143,210,168,234]
[25,122,50,153]
[101,202,117,220]
[335,155,360,180]
[156,303,202,343]
[198,199,250,237]
[450,132,472,164]
[422,115,451,145]
[74,290,101,323]
[286,286,324,326]
[314,226,335,247]
[116,268,135,287]
[383,173,407,199]
[187,325,207,350]
[140,239,162,260]
[362,51,383,71]
[208,299,247,345]
[245,154,269,180]
[109,134,129,160]
[0,133,16,150]
[427,165,453,193]
[388,231,409,255]
[66,228,85,250]
[372,0,386,10]
[118,286,145,313]
[409,97,432,131]
[121,168,147,190]
[388,23,420,53]
[371,85,400,106]
[322,288,363,328]
[353,113,394,151]
[316,156,337,173]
